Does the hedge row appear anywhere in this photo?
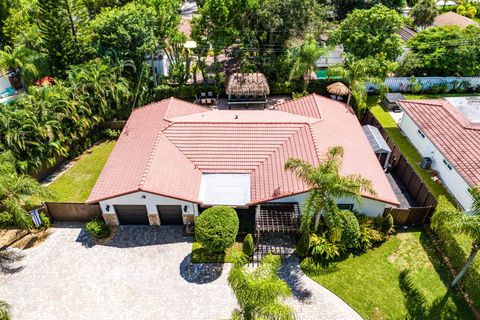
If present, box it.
[433,198,480,309]
[149,83,224,101]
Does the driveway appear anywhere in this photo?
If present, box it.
[0,224,362,320]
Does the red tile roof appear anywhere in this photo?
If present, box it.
[433,12,477,29]
[87,95,399,205]
[398,99,480,187]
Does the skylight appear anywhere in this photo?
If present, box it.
[198,174,251,206]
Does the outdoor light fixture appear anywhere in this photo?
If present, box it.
[141,195,146,199]
[106,205,110,212]
[183,205,188,213]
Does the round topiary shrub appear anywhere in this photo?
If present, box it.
[242,233,254,257]
[195,206,239,253]
[338,210,361,249]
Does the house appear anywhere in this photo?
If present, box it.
[397,97,480,210]
[433,12,477,29]
[87,94,399,226]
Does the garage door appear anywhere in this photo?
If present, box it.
[114,205,149,225]
[157,205,183,225]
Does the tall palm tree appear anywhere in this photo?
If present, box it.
[431,188,480,289]
[0,152,52,231]
[228,253,294,320]
[285,146,376,235]
[328,56,389,113]
[289,34,329,93]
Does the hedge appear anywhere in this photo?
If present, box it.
[432,197,480,309]
[149,83,224,101]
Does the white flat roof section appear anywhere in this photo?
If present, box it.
[446,96,480,123]
[198,174,251,206]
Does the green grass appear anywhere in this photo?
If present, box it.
[47,141,116,202]
[305,230,474,320]
[191,241,243,263]
[367,96,455,202]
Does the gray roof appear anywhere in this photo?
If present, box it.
[362,125,391,154]
[384,93,405,103]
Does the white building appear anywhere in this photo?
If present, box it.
[398,97,480,210]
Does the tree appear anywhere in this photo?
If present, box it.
[406,25,480,76]
[331,0,406,20]
[2,0,43,50]
[410,0,438,28]
[0,152,52,230]
[328,55,393,114]
[330,4,403,61]
[0,46,45,88]
[0,300,10,320]
[289,35,329,92]
[431,191,480,289]
[90,2,159,69]
[0,0,14,47]
[228,253,294,320]
[285,146,376,235]
[37,0,86,77]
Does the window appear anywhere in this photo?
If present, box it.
[443,158,452,171]
[337,204,354,211]
[417,129,425,139]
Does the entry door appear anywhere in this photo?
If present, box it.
[156,205,183,225]
[114,205,149,225]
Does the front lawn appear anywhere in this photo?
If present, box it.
[367,96,455,202]
[191,241,243,263]
[47,141,115,202]
[305,230,474,320]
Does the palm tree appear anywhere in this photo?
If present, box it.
[289,34,329,93]
[431,188,480,289]
[285,146,376,235]
[410,0,438,29]
[0,152,52,231]
[228,253,294,320]
[328,56,389,114]
[0,45,45,88]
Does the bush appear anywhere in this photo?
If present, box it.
[310,233,344,259]
[297,232,311,257]
[102,128,120,139]
[0,212,15,228]
[85,219,110,239]
[150,83,224,101]
[195,206,239,253]
[242,233,254,257]
[431,197,480,309]
[338,210,361,249]
[39,212,52,228]
[380,213,394,234]
[357,215,386,251]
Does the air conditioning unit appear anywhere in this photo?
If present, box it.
[420,157,432,170]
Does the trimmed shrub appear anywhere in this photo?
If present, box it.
[150,83,224,101]
[381,213,394,234]
[85,219,110,239]
[195,206,239,253]
[431,197,480,309]
[297,232,311,257]
[338,210,361,249]
[39,212,52,228]
[242,233,254,257]
[0,212,15,228]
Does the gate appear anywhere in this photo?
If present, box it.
[45,202,102,222]
[383,206,435,226]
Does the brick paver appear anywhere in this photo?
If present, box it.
[0,224,362,320]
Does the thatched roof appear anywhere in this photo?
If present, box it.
[226,73,270,96]
[327,82,350,96]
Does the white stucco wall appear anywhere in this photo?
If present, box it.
[0,75,12,93]
[268,193,389,217]
[399,113,474,209]
[99,191,198,216]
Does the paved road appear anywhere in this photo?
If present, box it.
[0,224,362,320]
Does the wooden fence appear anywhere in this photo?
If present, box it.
[384,206,435,226]
[362,110,437,208]
[45,202,102,222]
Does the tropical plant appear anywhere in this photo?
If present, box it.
[289,34,329,92]
[357,215,386,251]
[431,189,480,288]
[195,206,239,253]
[310,233,344,259]
[85,219,110,239]
[0,46,45,88]
[285,146,376,238]
[0,152,52,230]
[228,253,294,320]
[328,56,392,114]
[410,0,438,28]
[456,1,477,18]
[0,300,11,320]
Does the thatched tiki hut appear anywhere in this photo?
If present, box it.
[225,73,270,106]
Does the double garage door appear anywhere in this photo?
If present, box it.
[114,205,183,225]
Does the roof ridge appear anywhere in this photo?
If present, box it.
[138,129,164,188]
[312,93,324,120]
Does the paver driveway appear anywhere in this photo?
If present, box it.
[0,224,362,320]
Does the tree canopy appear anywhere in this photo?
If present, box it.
[409,0,438,28]
[330,4,403,61]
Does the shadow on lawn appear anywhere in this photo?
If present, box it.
[399,270,462,319]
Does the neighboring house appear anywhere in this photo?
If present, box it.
[397,97,480,210]
[87,94,399,226]
[397,24,417,62]
[433,12,478,29]
[315,46,344,79]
